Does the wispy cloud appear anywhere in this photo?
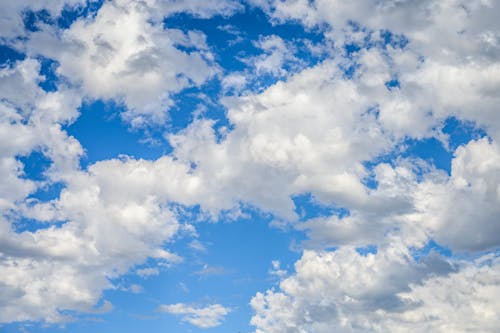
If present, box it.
[158,303,231,328]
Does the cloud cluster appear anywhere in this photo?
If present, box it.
[22,0,222,127]
[0,156,187,322]
[0,59,82,209]
[251,248,500,333]
[158,303,231,328]
[246,1,500,332]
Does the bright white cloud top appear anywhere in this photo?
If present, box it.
[0,0,499,332]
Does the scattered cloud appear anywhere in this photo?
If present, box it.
[158,303,231,328]
[136,267,160,278]
[195,264,226,277]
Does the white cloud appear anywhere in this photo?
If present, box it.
[248,35,299,77]
[153,0,243,18]
[188,239,207,252]
[239,4,500,330]
[252,1,500,138]
[0,0,242,40]
[0,59,82,210]
[23,0,220,127]
[269,260,287,279]
[136,267,160,278]
[413,138,500,252]
[158,303,231,328]
[170,51,401,219]
[253,0,500,61]
[0,159,183,322]
[0,0,89,39]
[251,247,500,333]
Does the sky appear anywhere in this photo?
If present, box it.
[0,1,499,332]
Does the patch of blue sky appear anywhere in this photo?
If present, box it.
[441,116,488,150]
[18,150,52,181]
[37,56,59,92]
[293,192,350,221]
[356,244,378,256]
[167,79,232,139]
[362,116,488,190]
[362,136,450,187]
[16,150,64,211]
[137,210,302,332]
[65,100,170,169]
[442,247,500,263]
[165,6,327,83]
[412,239,453,262]
[0,44,25,67]
[0,44,59,93]
[57,0,104,29]
[14,151,66,231]
[5,206,303,333]
[401,137,452,174]
[22,8,53,32]
[27,182,66,202]
[17,149,67,202]
[402,117,488,175]
[384,78,400,90]
[20,0,104,32]
[12,217,66,233]
[343,20,408,51]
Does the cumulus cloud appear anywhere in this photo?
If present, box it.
[253,0,500,60]
[0,158,183,322]
[0,54,215,322]
[0,59,82,209]
[252,0,500,138]
[248,35,300,77]
[0,0,89,39]
[251,248,499,333]
[158,303,231,328]
[169,51,402,219]
[0,57,187,322]
[23,0,219,127]
[413,138,500,252]
[242,2,500,332]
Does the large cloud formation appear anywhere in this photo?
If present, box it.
[0,0,499,331]
[246,1,500,332]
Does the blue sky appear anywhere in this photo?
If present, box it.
[1,1,500,332]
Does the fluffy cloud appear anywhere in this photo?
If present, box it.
[170,51,402,219]
[0,59,82,209]
[1,0,241,40]
[253,0,500,61]
[0,56,189,322]
[24,0,219,127]
[414,138,500,252]
[248,35,300,77]
[158,303,231,328]
[0,157,186,322]
[400,59,500,141]
[243,3,500,331]
[0,0,89,39]
[253,0,500,138]
[251,247,499,333]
